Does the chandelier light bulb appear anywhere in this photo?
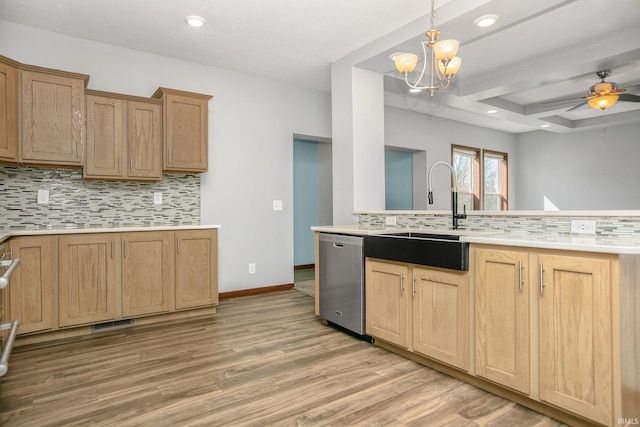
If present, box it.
[394,53,419,74]
[433,39,459,61]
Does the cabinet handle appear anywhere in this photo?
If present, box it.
[111,240,114,259]
[176,237,180,254]
[539,263,545,295]
[123,240,127,258]
[412,273,416,297]
[519,260,523,291]
[169,148,172,164]
[400,273,404,296]
[130,156,133,172]
[117,157,121,173]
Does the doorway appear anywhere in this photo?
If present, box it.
[293,135,332,293]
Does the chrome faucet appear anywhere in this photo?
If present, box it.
[427,161,467,230]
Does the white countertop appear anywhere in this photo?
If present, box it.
[312,225,640,254]
[0,224,221,244]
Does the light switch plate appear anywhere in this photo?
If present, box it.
[37,189,49,204]
[153,192,162,205]
[273,200,283,211]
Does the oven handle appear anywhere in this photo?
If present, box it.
[0,258,21,289]
[0,320,20,377]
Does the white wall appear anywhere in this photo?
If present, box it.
[384,106,517,210]
[1,21,331,292]
[515,122,640,210]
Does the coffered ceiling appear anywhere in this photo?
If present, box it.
[1,0,639,134]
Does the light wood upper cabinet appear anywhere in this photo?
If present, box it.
[475,247,530,394]
[538,253,613,426]
[58,234,117,327]
[175,229,218,310]
[366,260,410,349]
[84,91,162,181]
[20,66,89,166]
[412,267,469,371]
[8,236,54,334]
[0,56,19,162]
[152,87,212,173]
[121,232,172,317]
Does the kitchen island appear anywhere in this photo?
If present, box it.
[312,219,639,427]
[0,224,220,345]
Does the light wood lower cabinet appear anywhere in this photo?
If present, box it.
[413,266,469,370]
[475,247,530,394]
[7,236,54,334]
[473,245,619,426]
[121,232,171,317]
[366,260,410,348]
[7,229,218,338]
[175,229,218,310]
[366,259,470,370]
[58,234,117,327]
[538,253,613,426]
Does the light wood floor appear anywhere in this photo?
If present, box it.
[0,290,567,427]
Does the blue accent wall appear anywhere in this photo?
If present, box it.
[293,140,319,265]
[385,150,413,210]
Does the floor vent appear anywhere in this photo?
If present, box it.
[92,319,134,333]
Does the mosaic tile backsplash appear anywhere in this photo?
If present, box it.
[359,212,640,238]
[0,166,200,228]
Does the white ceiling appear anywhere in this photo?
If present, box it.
[1,0,639,134]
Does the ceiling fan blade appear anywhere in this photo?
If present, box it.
[567,101,588,111]
[618,93,640,102]
[542,96,584,105]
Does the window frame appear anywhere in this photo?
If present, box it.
[451,145,508,211]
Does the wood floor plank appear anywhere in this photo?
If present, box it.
[0,290,568,426]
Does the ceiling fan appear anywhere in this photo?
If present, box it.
[565,70,640,111]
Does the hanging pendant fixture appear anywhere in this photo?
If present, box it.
[392,0,462,96]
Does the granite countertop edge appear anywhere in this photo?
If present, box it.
[311,225,640,255]
[0,224,221,245]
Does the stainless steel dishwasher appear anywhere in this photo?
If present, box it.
[319,233,367,337]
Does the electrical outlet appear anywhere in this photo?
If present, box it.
[273,200,283,211]
[37,189,49,204]
[153,192,163,205]
[385,216,397,226]
[249,263,256,274]
[571,219,596,235]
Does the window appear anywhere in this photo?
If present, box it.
[452,145,508,211]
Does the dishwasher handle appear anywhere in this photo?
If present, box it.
[0,320,20,377]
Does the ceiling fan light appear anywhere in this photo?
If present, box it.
[394,53,419,74]
[588,94,618,110]
[438,56,462,76]
[433,39,459,61]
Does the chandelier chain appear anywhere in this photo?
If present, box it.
[430,0,436,30]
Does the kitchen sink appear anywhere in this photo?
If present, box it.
[363,233,469,270]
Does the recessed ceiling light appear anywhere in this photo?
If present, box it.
[486,109,498,114]
[540,124,551,128]
[185,15,206,28]
[474,14,498,28]
[409,88,422,93]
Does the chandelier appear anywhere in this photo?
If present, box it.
[392,0,462,96]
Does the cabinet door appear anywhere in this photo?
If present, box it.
[127,101,161,180]
[365,260,410,348]
[475,248,530,394]
[8,237,54,334]
[58,234,117,327]
[122,232,171,317]
[538,254,612,425]
[175,230,218,310]
[163,92,209,172]
[20,70,85,165]
[84,94,125,178]
[0,59,18,162]
[412,267,469,370]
